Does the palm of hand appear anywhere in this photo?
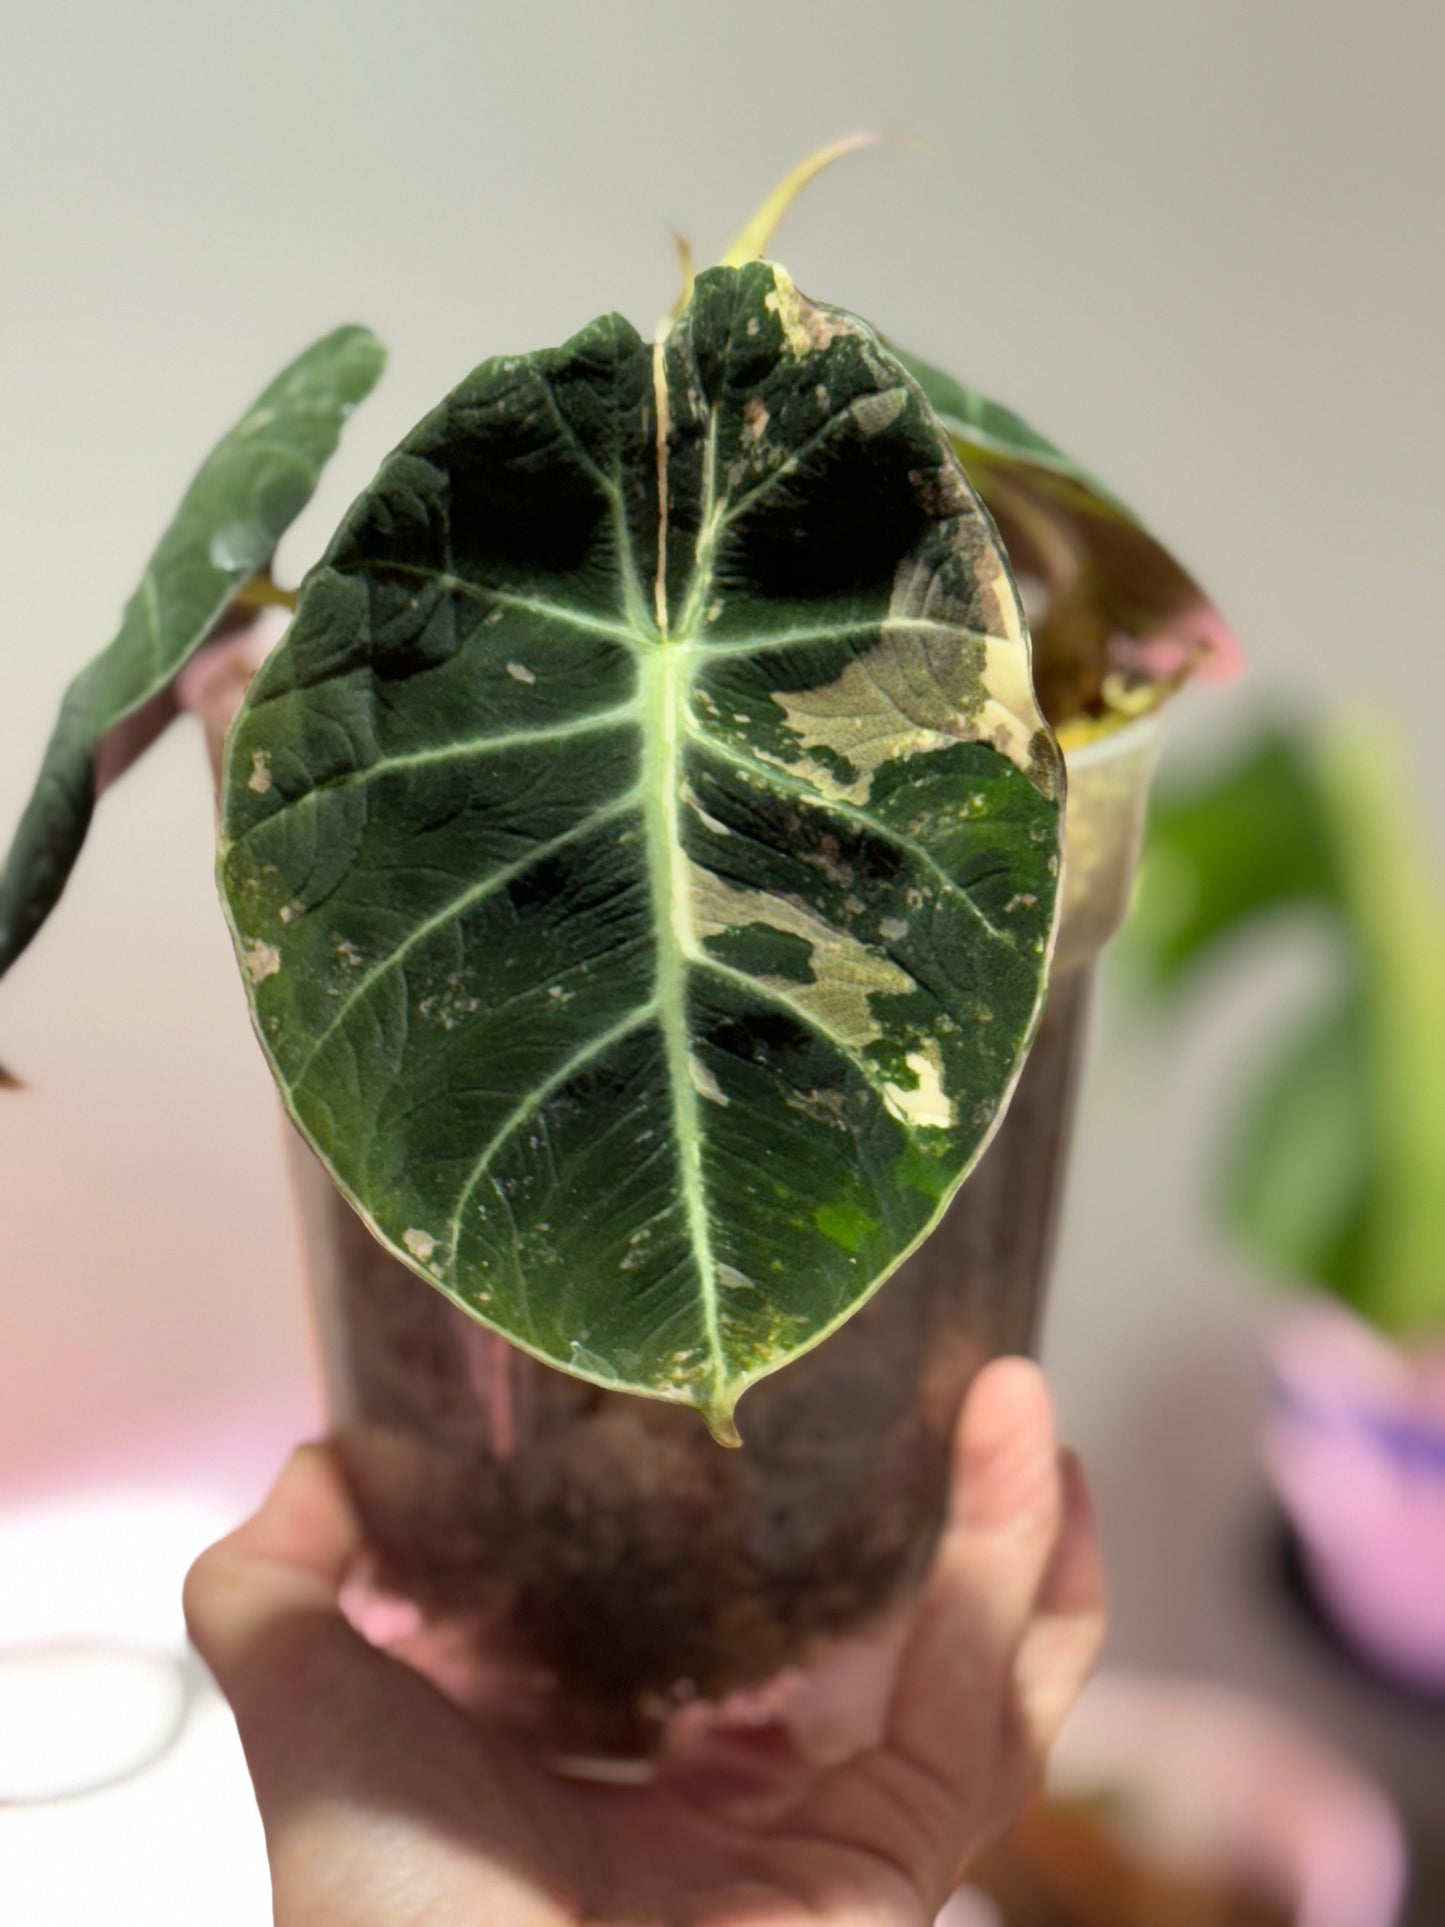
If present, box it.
[185,1360,1103,1927]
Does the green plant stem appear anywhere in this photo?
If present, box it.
[1318,725,1445,1339]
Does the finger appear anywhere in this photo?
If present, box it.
[183,1442,364,1696]
[1011,1449,1106,1758]
[883,1356,1064,1792]
[186,1452,570,1922]
[782,1361,1067,1905]
[1037,1452,1105,1623]
[181,1439,437,1818]
[185,1446,500,1819]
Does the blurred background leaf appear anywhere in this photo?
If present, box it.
[1125,723,1445,1342]
[1127,733,1343,990]
[1221,992,1376,1315]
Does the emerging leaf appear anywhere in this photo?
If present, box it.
[220,263,1062,1437]
[0,325,385,979]
[718,133,882,270]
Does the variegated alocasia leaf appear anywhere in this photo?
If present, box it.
[891,345,1241,730]
[220,262,1062,1439]
[0,325,385,980]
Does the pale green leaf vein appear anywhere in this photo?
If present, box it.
[244,703,642,824]
[334,560,638,645]
[683,617,1005,662]
[286,790,642,1093]
[685,946,868,1065]
[532,359,654,631]
[716,390,908,533]
[531,361,624,506]
[445,998,662,1275]
[684,725,1011,944]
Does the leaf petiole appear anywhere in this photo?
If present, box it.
[233,572,299,613]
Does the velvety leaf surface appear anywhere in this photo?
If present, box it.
[221,263,1062,1435]
[0,326,385,978]
[892,344,1242,729]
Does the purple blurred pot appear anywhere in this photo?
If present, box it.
[1266,1301,1445,1695]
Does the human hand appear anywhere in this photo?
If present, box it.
[183,1357,1104,1926]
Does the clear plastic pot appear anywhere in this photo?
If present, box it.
[196,654,1158,1754]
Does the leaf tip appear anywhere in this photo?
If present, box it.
[701,1399,743,1449]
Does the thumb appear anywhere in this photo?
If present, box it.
[182,1443,433,1815]
[184,1453,572,1925]
[183,1442,366,1698]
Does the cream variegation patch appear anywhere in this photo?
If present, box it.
[768,546,1043,798]
[688,864,915,1049]
[763,268,851,358]
[689,1054,729,1106]
[882,1044,953,1129]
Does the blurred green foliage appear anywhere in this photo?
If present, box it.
[1126,727,1445,1340]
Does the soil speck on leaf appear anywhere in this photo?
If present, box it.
[689,1054,729,1106]
[243,939,281,983]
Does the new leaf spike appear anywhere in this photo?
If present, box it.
[718,132,882,269]
[661,228,697,335]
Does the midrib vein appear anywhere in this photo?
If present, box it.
[651,341,671,633]
[646,337,730,1431]
[645,644,728,1422]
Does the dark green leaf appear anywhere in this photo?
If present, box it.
[220,262,1063,1436]
[1221,992,1376,1304]
[1125,726,1445,1340]
[892,343,1241,726]
[888,345,1127,510]
[0,325,385,979]
[1127,732,1343,990]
